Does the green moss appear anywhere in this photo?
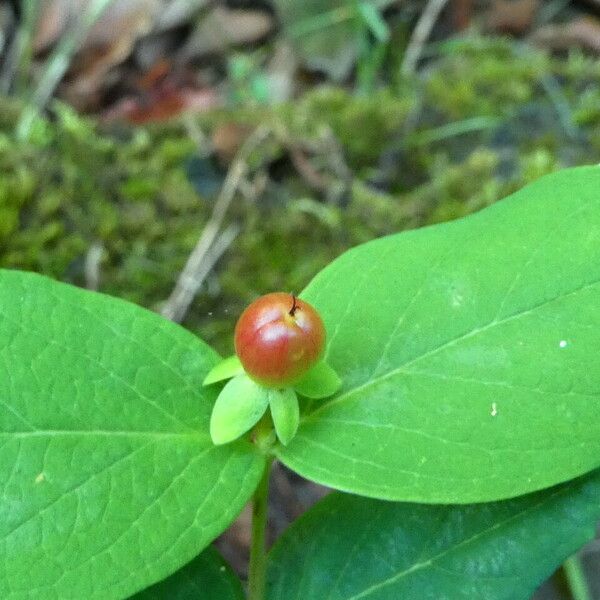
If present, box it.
[283,87,413,168]
[423,38,548,119]
[1,38,600,354]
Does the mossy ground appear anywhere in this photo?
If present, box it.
[1,38,599,354]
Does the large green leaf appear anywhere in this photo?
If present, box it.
[277,166,600,502]
[267,468,600,600]
[132,546,244,600]
[0,270,264,599]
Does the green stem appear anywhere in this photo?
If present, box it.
[16,0,116,141]
[0,2,40,95]
[563,555,592,600]
[248,458,273,600]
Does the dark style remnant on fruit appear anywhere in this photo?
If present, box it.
[234,292,325,387]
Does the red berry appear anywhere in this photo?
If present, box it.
[234,292,326,387]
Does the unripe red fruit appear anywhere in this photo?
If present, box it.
[234,292,325,388]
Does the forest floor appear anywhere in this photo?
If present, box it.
[1,1,600,597]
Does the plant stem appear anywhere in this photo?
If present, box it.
[563,555,592,600]
[248,458,273,600]
[401,0,450,76]
[0,2,40,95]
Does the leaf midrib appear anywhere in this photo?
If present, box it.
[343,484,577,600]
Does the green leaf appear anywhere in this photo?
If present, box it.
[277,166,600,502]
[357,2,390,42]
[267,468,600,600]
[210,374,270,445]
[0,270,265,599]
[204,355,244,385]
[133,546,244,600]
[268,388,299,446]
[294,361,342,399]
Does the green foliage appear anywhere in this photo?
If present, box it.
[133,546,244,600]
[424,39,548,119]
[227,54,272,106]
[0,101,202,293]
[0,270,264,598]
[210,374,270,445]
[204,355,244,385]
[282,87,412,168]
[267,469,600,600]
[1,10,600,597]
[278,167,600,502]
[206,362,338,446]
[293,361,342,399]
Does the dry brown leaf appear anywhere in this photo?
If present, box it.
[83,0,158,48]
[452,0,473,31]
[212,122,253,166]
[180,6,274,60]
[34,0,205,55]
[101,72,220,124]
[154,0,211,31]
[32,1,273,113]
[56,0,160,110]
[486,0,540,35]
[532,16,600,54]
[34,0,85,53]
[34,0,158,54]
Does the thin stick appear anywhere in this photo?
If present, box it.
[0,28,21,95]
[563,555,592,600]
[401,0,450,76]
[161,224,240,322]
[161,125,269,322]
[0,3,40,95]
[84,242,104,291]
[16,0,116,140]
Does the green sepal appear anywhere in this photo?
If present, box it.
[293,361,342,399]
[203,355,244,385]
[210,374,270,445]
[268,388,300,446]
[357,2,390,43]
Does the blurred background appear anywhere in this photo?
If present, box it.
[1,1,599,598]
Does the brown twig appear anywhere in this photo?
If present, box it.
[84,242,104,291]
[161,125,270,322]
[273,120,352,203]
[288,144,329,193]
[161,224,240,323]
[452,0,472,31]
[401,0,450,76]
